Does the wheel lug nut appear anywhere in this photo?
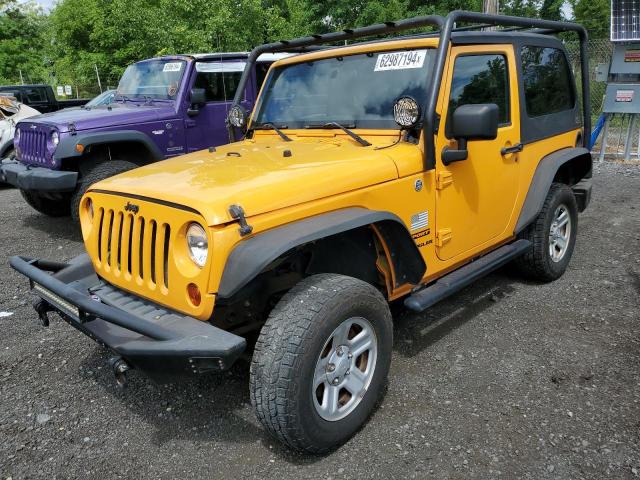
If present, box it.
[345,369,350,375]
[337,347,344,357]
[327,363,336,372]
[332,378,340,385]
[347,353,353,359]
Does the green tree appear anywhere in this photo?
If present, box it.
[0,0,48,84]
[570,0,610,38]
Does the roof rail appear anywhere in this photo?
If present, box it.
[229,10,590,168]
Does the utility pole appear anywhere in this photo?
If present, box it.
[94,64,103,93]
[19,69,24,85]
[483,0,498,15]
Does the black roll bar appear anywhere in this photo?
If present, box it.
[229,10,590,170]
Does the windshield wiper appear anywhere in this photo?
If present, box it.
[305,122,371,147]
[252,123,292,142]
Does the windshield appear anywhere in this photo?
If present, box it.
[253,48,434,129]
[86,90,116,108]
[117,60,186,100]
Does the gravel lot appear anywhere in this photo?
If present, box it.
[1,162,639,479]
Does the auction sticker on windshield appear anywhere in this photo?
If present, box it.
[163,62,183,72]
[374,50,427,71]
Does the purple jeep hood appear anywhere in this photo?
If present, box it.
[29,102,176,133]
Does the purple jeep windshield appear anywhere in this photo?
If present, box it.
[117,59,186,100]
[253,49,434,129]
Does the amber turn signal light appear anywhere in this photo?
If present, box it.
[187,283,201,307]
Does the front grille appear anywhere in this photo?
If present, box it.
[19,127,48,165]
[95,208,171,292]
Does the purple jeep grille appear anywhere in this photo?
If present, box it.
[18,125,50,166]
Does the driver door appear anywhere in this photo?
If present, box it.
[185,62,254,151]
[434,45,522,261]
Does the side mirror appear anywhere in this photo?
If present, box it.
[442,104,499,166]
[187,88,206,116]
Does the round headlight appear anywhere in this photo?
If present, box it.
[227,105,247,129]
[393,96,421,128]
[51,131,59,146]
[186,223,208,267]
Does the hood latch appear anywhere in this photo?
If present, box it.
[229,204,253,236]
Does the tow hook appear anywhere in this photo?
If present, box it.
[32,298,52,327]
[109,357,131,389]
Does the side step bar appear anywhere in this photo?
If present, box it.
[404,239,531,312]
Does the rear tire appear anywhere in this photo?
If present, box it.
[514,183,578,282]
[71,160,138,222]
[20,190,71,217]
[250,274,393,453]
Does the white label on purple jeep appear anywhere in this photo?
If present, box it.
[163,62,183,72]
[374,50,427,72]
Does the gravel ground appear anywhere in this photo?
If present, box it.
[0,162,639,479]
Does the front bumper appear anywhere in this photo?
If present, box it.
[10,254,246,382]
[0,159,77,192]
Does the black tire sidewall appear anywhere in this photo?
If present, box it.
[294,292,393,449]
[541,186,578,278]
[71,160,138,222]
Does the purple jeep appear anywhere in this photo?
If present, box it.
[0,53,288,221]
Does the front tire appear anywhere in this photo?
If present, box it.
[514,182,578,282]
[71,160,138,222]
[250,274,393,453]
[20,190,71,217]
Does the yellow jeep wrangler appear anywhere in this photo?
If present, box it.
[12,11,592,453]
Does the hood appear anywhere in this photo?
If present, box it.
[25,102,175,133]
[90,137,399,226]
[1,103,39,149]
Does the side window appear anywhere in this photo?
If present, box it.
[521,46,575,117]
[25,88,46,103]
[193,69,243,103]
[447,54,509,137]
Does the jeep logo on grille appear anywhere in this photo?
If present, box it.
[124,202,139,214]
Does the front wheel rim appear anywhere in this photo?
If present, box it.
[312,317,378,422]
[549,204,571,263]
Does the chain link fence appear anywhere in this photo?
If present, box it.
[565,38,613,117]
[565,38,640,161]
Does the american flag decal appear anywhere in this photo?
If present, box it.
[410,211,429,231]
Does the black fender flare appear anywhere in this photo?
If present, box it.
[217,207,426,299]
[54,130,164,162]
[515,147,592,233]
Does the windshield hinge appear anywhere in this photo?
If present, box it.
[229,204,253,236]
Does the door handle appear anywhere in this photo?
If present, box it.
[501,143,523,156]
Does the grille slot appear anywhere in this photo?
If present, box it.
[95,208,172,292]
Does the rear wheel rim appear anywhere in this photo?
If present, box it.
[549,204,571,263]
[312,317,378,422]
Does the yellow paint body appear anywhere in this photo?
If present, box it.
[79,38,580,320]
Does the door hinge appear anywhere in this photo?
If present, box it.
[436,171,453,190]
[435,228,453,247]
